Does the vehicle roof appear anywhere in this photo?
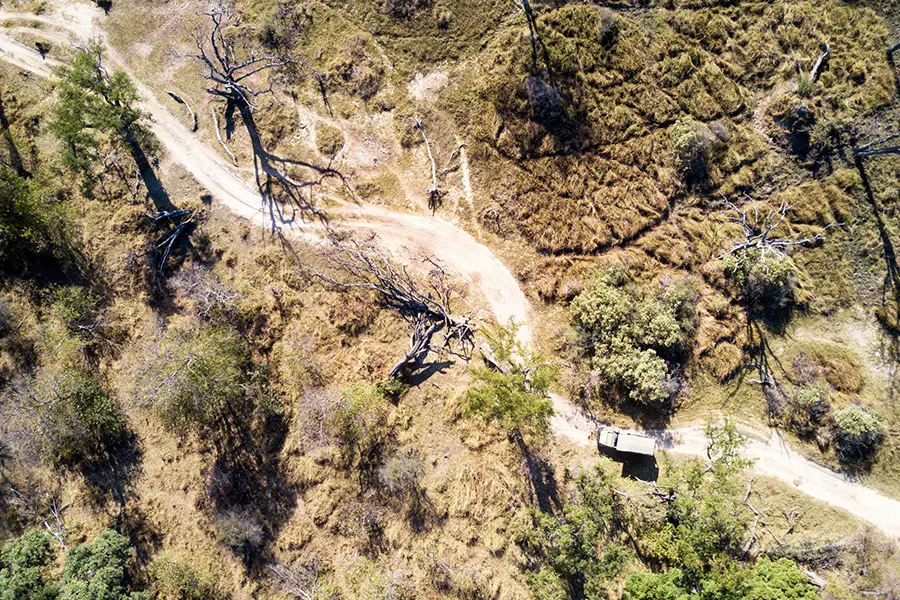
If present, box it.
[616,432,656,455]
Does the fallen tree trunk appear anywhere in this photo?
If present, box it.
[166,90,198,132]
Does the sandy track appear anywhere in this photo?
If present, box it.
[1,6,898,538]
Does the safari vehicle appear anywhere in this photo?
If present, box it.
[597,427,656,456]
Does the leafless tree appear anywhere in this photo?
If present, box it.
[414,116,446,213]
[311,236,476,379]
[186,2,347,230]
[169,265,240,321]
[267,555,336,600]
[720,196,840,266]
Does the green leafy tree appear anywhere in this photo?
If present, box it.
[518,466,631,599]
[58,529,149,600]
[571,271,696,408]
[51,42,147,194]
[0,529,55,600]
[463,322,556,443]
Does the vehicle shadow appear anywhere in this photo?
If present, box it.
[597,443,661,483]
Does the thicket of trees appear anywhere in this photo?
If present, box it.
[570,270,697,409]
[520,424,819,600]
[0,529,149,600]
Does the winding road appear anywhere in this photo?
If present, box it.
[2,4,898,538]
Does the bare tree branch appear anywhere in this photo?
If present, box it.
[720,196,841,264]
[309,235,476,379]
[166,90,198,132]
[186,1,348,230]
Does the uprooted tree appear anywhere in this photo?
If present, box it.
[312,236,475,379]
[187,1,346,228]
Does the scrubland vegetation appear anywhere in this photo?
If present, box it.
[0,0,900,598]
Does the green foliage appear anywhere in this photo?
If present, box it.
[51,42,147,194]
[58,529,148,600]
[743,558,819,600]
[722,249,798,313]
[832,405,884,463]
[130,323,249,436]
[623,569,687,600]
[0,169,72,274]
[462,322,555,441]
[571,271,696,407]
[786,383,830,436]
[0,530,55,600]
[518,465,631,599]
[669,118,724,186]
[148,557,215,600]
[32,369,128,469]
[622,558,818,600]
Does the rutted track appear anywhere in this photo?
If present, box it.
[2,6,899,538]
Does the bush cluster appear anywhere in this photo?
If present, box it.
[0,529,150,600]
[571,270,697,408]
[723,248,798,314]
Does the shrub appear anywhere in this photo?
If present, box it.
[294,386,391,470]
[786,383,830,435]
[669,117,724,186]
[32,369,128,469]
[383,0,431,19]
[345,557,411,600]
[129,322,249,436]
[316,124,345,157]
[723,248,798,313]
[378,447,424,498]
[214,509,265,553]
[149,557,215,600]
[0,529,55,600]
[833,405,884,463]
[0,168,71,274]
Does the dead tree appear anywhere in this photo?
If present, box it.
[414,115,447,213]
[126,209,195,279]
[720,196,839,265]
[187,2,347,229]
[267,556,329,600]
[312,235,475,379]
[806,42,831,83]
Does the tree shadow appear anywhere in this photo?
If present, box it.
[201,405,297,573]
[124,132,176,212]
[515,435,561,515]
[403,359,455,387]
[855,155,900,331]
[78,428,144,516]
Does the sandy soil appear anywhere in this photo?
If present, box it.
[1,4,898,539]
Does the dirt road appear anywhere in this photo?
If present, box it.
[1,6,898,538]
